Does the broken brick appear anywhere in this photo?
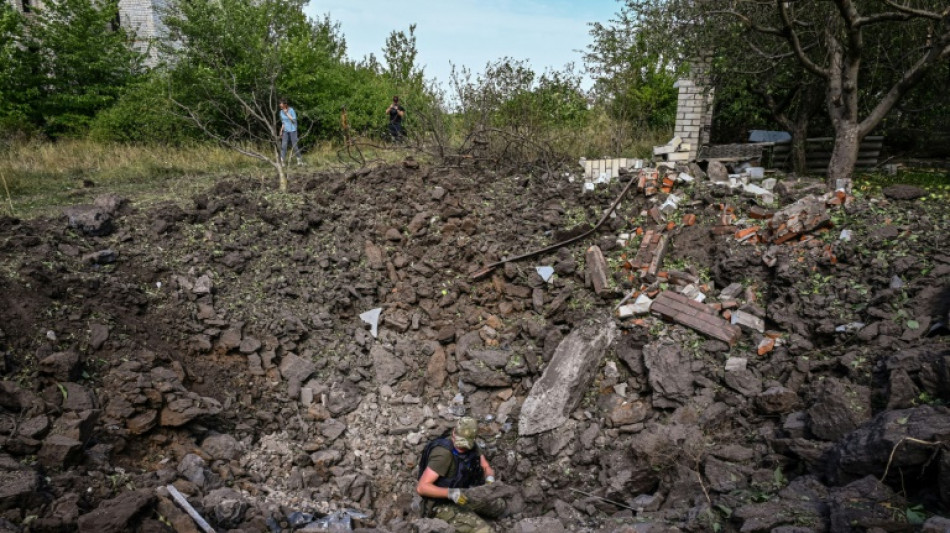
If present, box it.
[682,214,696,226]
[711,225,736,236]
[757,337,775,355]
[651,291,741,345]
[637,169,659,196]
[630,231,668,281]
[735,227,760,241]
[749,206,774,220]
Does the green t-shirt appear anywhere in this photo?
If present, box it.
[427,445,483,481]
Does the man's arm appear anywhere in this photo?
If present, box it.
[480,455,495,479]
[416,467,450,499]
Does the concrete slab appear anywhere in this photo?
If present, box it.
[519,320,618,435]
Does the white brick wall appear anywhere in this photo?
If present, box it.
[672,60,715,160]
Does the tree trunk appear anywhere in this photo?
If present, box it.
[827,123,860,190]
[789,122,808,175]
[273,145,287,192]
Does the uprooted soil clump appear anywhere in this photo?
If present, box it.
[0,160,948,532]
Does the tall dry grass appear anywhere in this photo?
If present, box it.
[0,139,347,218]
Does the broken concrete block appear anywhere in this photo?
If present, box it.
[725,357,747,372]
[731,310,765,333]
[585,246,609,295]
[618,294,654,318]
[666,152,690,162]
[669,136,683,149]
[659,194,681,215]
[519,321,618,435]
[653,145,675,156]
[770,194,831,244]
[748,167,765,180]
[720,283,744,300]
[708,161,729,183]
[651,291,741,345]
[676,172,695,184]
[762,178,777,191]
[680,284,706,303]
[743,183,775,204]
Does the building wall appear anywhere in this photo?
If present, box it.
[672,60,715,160]
[118,0,167,65]
[7,0,167,65]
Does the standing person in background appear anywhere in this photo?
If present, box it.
[386,96,406,142]
[279,98,303,166]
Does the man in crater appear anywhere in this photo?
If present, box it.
[416,417,506,533]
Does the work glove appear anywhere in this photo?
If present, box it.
[447,489,468,506]
[485,476,495,484]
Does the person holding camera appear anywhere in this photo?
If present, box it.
[386,96,406,141]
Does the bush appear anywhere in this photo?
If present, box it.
[88,75,197,144]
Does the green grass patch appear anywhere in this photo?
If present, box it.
[854,168,950,200]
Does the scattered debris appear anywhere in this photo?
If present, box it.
[651,291,741,345]
[359,308,382,338]
[535,266,554,282]
[769,194,831,244]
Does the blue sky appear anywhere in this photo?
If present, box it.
[305,0,621,89]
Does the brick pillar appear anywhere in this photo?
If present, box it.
[672,60,714,160]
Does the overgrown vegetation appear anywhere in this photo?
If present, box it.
[1,0,946,203]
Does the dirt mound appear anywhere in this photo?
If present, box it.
[0,162,949,532]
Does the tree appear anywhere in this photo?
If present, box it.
[697,0,950,185]
[25,0,144,136]
[162,0,346,190]
[585,2,685,131]
[0,3,38,137]
[384,24,424,87]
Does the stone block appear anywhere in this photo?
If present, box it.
[585,246,609,295]
[731,310,765,333]
[519,321,618,435]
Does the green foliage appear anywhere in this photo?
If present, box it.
[25,0,144,137]
[0,3,39,138]
[586,1,684,130]
[88,74,196,144]
[452,58,588,131]
[384,24,423,87]
[161,0,431,145]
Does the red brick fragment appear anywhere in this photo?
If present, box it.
[651,291,741,345]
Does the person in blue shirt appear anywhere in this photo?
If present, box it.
[279,98,303,166]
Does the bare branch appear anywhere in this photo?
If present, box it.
[860,32,950,136]
[881,0,946,21]
[708,9,784,35]
[777,0,831,77]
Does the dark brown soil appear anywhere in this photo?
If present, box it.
[0,163,948,532]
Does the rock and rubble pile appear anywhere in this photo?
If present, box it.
[0,160,948,532]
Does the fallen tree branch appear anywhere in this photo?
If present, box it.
[880,436,944,482]
[569,488,637,512]
[470,172,639,280]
